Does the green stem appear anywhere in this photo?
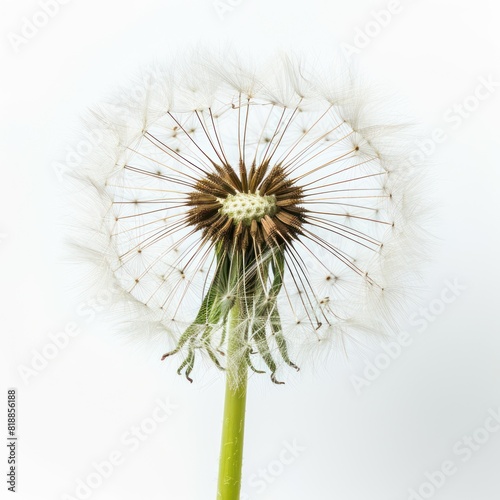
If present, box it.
[217,300,248,500]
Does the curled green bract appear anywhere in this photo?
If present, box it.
[162,242,298,384]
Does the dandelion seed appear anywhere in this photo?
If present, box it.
[72,50,426,500]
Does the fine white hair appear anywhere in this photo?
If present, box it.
[67,48,429,383]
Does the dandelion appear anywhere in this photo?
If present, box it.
[72,50,425,499]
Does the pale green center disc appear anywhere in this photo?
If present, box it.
[219,193,277,226]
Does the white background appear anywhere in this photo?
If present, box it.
[1,0,500,499]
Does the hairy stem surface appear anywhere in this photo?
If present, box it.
[217,300,248,500]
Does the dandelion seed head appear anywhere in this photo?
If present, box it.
[71,49,427,384]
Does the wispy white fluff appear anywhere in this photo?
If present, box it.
[68,49,429,382]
